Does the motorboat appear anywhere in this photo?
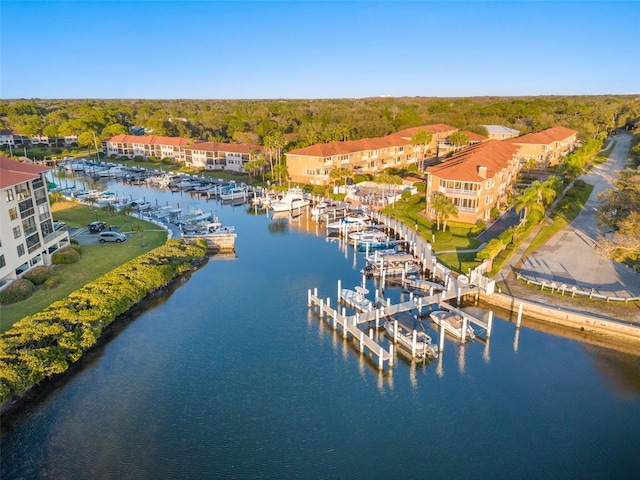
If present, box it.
[340,286,376,312]
[383,313,439,359]
[270,188,310,213]
[429,310,475,340]
[326,209,371,232]
[219,186,249,202]
[348,229,394,250]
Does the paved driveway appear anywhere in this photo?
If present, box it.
[518,131,640,299]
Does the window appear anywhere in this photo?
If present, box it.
[485,195,493,205]
[5,189,14,202]
[9,207,18,221]
[34,188,48,205]
[0,255,5,268]
[13,226,21,239]
[19,198,35,219]
[41,219,54,237]
[38,203,51,222]
[17,244,25,257]
[486,179,495,189]
[22,216,37,236]
[15,182,31,201]
[26,233,41,253]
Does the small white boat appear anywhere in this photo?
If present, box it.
[348,229,394,250]
[384,314,439,359]
[270,188,309,213]
[429,310,475,340]
[326,210,370,232]
[340,286,375,312]
[219,186,248,201]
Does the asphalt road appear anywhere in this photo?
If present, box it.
[518,131,640,299]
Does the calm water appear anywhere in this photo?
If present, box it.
[2,175,640,479]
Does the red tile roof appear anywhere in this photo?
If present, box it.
[0,156,49,189]
[105,134,196,146]
[458,131,488,142]
[183,141,264,154]
[506,126,577,145]
[287,124,458,157]
[425,140,519,182]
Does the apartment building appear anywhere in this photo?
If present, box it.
[285,124,457,186]
[506,126,578,168]
[183,142,264,172]
[0,130,78,148]
[480,125,520,140]
[0,156,70,283]
[102,134,197,162]
[424,140,521,224]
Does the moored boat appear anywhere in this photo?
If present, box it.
[429,310,475,340]
[383,313,439,359]
[340,286,376,312]
[270,188,309,213]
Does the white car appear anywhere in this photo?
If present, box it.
[98,231,127,243]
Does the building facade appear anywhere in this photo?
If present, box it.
[506,126,578,168]
[102,134,197,162]
[0,157,70,283]
[424,140,521,224]
[285,124,458,186]
[182,142,264,172]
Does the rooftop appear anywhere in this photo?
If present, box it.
[0,156,49,189]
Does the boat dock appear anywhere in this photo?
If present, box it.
[181,232,236,253]
[308,288,395,370]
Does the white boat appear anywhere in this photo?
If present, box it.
[383,314,439,359]
[340,286,375,312]
[270,188,309,213]
[348,229,394,250]
[219,186,248,201]
[326,210,370,232]
[429,310,475,340]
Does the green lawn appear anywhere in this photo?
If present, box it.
[381,194,482,271]
[0,202,168,331]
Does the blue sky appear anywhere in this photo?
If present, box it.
[1,1,639,99]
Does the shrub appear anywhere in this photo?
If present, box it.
[574,179,586,189]
[70,238,79,246]
[475,220,487,231]
[490,208,500,220]
[161,157,173,164]
[22,266,54,285]
[0,279,35,305]
[133,155,144,162]
[498,227,514,245]
[477,238,505,260]
[44,276,61,289]
[52,247,81,264]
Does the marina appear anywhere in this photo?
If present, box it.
[1,165,638,479]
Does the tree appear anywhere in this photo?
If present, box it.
[410,129,433,171]
[597,171,640,228]
[598,211,640,262]
[513,187,544,223]
[448,131,470,147]
[430,192,458,231]
[529,179,557,207]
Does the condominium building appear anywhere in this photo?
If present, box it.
[102,134,197,162]
[424,140,521,224]
[0,156,70,282]
[182,142,264,172]
[480,125,520,140]
[506,126,578,168]
[285,124,458,186]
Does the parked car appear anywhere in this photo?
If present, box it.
[98,231,127,243]
[53,221,67,231]
[88,221,107,233]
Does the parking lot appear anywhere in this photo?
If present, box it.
[68,226,124,244]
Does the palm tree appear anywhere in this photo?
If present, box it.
[513,187,543,221]
[430,192,458,231]
[411,129,433,171]
[530,179,557,207]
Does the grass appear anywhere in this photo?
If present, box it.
[0,202,167,331]
[381,194,482,272]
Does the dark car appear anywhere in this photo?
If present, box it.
[88,221,107,233]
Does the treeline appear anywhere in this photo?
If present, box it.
[1,96,638,151]
[0,239,207,407]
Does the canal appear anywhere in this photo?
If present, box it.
[1,174,639,479]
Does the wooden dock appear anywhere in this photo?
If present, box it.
[182,232,236,253]
[308,288,395,370]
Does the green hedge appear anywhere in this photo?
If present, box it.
[21,266,54,286]
[0,240,206,405]
[52,247,81,264]
[0,279,35,305]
